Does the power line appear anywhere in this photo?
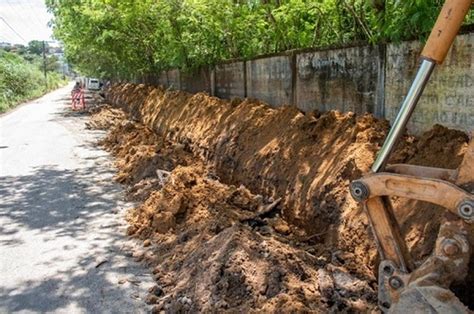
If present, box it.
[5,0,41,39]
[24,0,47,29]
[0,32,17,43]
[0,25,18,43]
[21,0,46,27]
[0,0,52,44]
[12,0,45,32]
[0,16,27,43]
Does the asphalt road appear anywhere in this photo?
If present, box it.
[0,85,153,313]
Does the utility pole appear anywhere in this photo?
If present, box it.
[42,40,47,89]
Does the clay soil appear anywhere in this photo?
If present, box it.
[87,84,472,312]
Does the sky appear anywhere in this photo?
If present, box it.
[0,0,54,45]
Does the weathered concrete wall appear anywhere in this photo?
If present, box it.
[246,55,294,106]
[214,62,246,99]
[157,71,168,86]
[148,32,473,135]
[385,33,473,134]
[180,68,212,94]
[167,69,181,90]
[295,45,383,116]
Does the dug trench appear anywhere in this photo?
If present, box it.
[86,83,473,312]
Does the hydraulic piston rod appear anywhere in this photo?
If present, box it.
[371,0,472,173]
[371,59,435,173]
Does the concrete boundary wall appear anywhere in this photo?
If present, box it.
[246,55,294,106]
[385,35,473,134]
[214,62,246,99]
[147,33,473,135]
[180,68,212,94]
[295,45,383,116]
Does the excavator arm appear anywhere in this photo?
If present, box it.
[350,0,473,312]
[352,139,473,312]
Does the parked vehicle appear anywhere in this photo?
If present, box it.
[87,78,100,90]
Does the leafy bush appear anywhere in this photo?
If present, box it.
[0,51,67,112]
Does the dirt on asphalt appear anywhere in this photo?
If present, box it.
[85,104,126,130]
[86,83,472,312]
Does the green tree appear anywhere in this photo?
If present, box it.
[45,0,473,79]
[28,40,47,55]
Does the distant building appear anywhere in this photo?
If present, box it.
[0,42,12,49]
[10,44,26,53]
[50,47,63,55]
[50,42,71,76]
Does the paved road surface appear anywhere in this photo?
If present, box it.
[0,85,153,313]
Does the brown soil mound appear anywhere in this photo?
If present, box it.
[100,83,471,310]
[85,104,126,130]
[88,108,379,311]
[107,84,391,233]
[106,83,468,256]
[98,120,194,201]
[127,165,377,312]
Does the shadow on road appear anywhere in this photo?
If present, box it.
[0,163,152,312]
[0,90,152,312]
[0,164,118,238]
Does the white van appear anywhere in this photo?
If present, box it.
[87,78,100,90]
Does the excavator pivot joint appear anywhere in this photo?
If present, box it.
[349,180,369,202]
[389,276,404,290]
[457,200,473,221]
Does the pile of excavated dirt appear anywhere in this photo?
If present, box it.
[99,119,194,201]
[107,85,390,245]
[96,83,472,310]
[85,104,127,130]
[88,106,379,312]
[128,165,377,312]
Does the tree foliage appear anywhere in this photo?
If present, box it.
[28,40,47,55]
[46,0,473,79]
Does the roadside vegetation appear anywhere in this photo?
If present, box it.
[0,42,67,112]
[46,0,473,79]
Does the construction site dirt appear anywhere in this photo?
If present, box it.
[86,83,473,312]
